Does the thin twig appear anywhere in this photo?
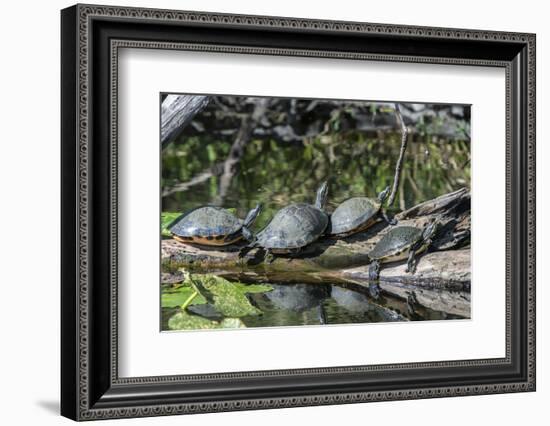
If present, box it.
[387,103,409,207]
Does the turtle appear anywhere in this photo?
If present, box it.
[243,181,329,262]
[367,220,440,280]
[169,204,262,246]
[327,186,396,237]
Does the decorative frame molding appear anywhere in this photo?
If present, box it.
[61,3,535,421]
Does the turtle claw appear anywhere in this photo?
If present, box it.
[368,260,380,281]
[368,282,381,299]
[406,291,420,316]
[381,211,397,226]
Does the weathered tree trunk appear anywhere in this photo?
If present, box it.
[162,188,471,316]
[161,94,210,147]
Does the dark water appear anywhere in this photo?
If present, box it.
[161,283,464,331]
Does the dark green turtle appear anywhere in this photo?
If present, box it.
[328,186,395,237]
[368,220,439,280]
[245,181,329,262]
[169,204,261,246]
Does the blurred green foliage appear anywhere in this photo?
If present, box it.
[162,132,470,230]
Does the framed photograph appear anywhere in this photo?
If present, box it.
[61,4,536,421]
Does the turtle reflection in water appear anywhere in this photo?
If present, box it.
[243,181,329,262]
[368,220,440,280]
[266,284,331,325]
[328,186,396,237]
[330,286,405,322]
[169,204,261,246]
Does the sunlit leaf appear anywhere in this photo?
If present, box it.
[220,318,247,328]
[232,282,273,294]
[186,274,271,317]
[167,311,247,331]
[187,303,223,320]
[161,286,207,308]
[209,280,262,317]
[168,311,218,330]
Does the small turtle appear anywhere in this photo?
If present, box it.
[368,220,439,280]
[328,186,395,237]
[245,181,329,262]
[169,204,261,246]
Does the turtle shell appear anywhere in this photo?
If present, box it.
[169,206,243,245]
[328,197,381,236]
[369,226,423,261]
[256,203,328,251]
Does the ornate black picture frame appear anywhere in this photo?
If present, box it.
[61,4,536,421]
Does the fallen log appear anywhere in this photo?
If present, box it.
[161,94,210,147]
[161,188,471,316]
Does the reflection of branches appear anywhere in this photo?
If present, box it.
[162,167,218,196]
[214,99,268,205]
[162,99,268,201]
[387,104,409,207]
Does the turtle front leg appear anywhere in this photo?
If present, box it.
[264,249,275,264]
[406,291,420,317]
[368,260,381,281]
[238,245,254,258]
[380,210,397,226]
[368,282,381,299]
[238,229,260,259]
[406,237,431,273]
[406,249,417,273]
[241,227,256,244]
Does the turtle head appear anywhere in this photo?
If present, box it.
[315,181,329,210]
[377,186,391,203]
[243,203,262,228]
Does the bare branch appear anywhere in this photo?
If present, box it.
[387,103,409,207]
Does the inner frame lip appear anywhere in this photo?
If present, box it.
[112,40,511,384]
